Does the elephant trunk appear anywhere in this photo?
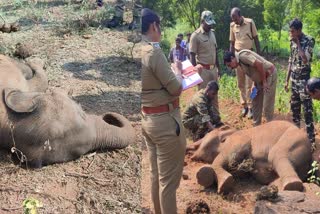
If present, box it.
[91,112,135,150]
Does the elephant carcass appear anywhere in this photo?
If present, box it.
[187,121,312,193]
[0,54,135,167]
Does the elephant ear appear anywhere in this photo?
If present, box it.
[4,88,41,113]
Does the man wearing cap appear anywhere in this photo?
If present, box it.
[230,7,261,119]
[189,10,220,115]
[169,37,188,63]
[182,81,222,141]
[141,8,186,214]
[107,0,142,30]
[224,50,277,126]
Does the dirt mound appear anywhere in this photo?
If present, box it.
[186,199,210,214]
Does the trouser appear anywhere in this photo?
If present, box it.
[115,0,142,22]
[142,108,186,214]
[236,63,253,108]
[252,70,277,126]
[197,67,219,114]
[290,78,315,143]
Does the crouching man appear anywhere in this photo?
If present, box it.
[182,81,223,141]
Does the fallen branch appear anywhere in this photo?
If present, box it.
[1,207,21,211]
[65,172,110,184]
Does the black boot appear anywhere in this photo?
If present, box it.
[107,16,122,28]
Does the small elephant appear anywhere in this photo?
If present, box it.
[0,54,135,167]
[187,121,312,194]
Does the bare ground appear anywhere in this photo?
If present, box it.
[0,0,142,213]
[141,89,320,214]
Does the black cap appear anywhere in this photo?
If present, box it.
[307,77,320,93]
[142,8,160,23]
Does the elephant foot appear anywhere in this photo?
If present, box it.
[196,166,216,188]
[217,174,234,194]
[282,176,304,191]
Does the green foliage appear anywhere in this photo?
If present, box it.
[307,161,320,186]
[219,74,239,101]
[23,198,42,214]
[263,0,289,40]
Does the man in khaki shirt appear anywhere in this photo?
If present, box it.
[189,10,220,112]
[229,7,261,118]
[224,50,277,126]
[141,8,186,214]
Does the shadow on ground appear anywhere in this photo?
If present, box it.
[63,56,141,87]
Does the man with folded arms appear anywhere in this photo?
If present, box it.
[189,10,220,114]
[224,50,277,126]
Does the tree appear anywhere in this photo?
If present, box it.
[263,0,289,40]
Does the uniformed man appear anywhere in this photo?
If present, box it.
[107,0,142,30]
[229,7,261,119]
[306,77,320,100]
[284,18,316,150]
[224,50,277,126]
[182,81,222,141]
[189,10,220,117]
[141,8,186,214]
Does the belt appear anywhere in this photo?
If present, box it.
[235,48,253,52]
[199,64,215,70]
[142,99,179,114]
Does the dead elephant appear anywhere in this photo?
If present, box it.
[0,54,135,167]
[187,121,312,193]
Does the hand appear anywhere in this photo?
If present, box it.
[194,64,203,74]
[175,60,182,71]
[262,81,270,93]
[290,36,299,44]
[284,82,289,93]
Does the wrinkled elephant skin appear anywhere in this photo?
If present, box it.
[0,55,135,167]
[188,121,311,194]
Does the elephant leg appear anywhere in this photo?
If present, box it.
[212,154,234,194]
[272,157,303,191]
[186,138,203,152]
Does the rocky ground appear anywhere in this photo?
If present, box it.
[0,0,142,213]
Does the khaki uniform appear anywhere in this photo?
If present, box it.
[236,50,277,126]
[141,36,186,214]
[189,26,219,111]
[182,89,221,140]
[230,17,258,108]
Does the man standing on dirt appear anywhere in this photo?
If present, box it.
[168,37,188,63]
[141,8,186,214]
[284,18,316,150]
[189,10,220,118]
[182,81,222,141]
[224,50,277,126]
[107,0,142,30]
[229,7,261,119]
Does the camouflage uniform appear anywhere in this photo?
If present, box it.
[289,33,315,143]
[115,0,142,25]
[182,89,221,141]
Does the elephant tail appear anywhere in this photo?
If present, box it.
[92,112,135,150]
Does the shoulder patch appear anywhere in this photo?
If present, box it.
[149,42,161,49]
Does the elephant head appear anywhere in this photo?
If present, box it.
[191,125,236,163]
[3,88,135,167]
